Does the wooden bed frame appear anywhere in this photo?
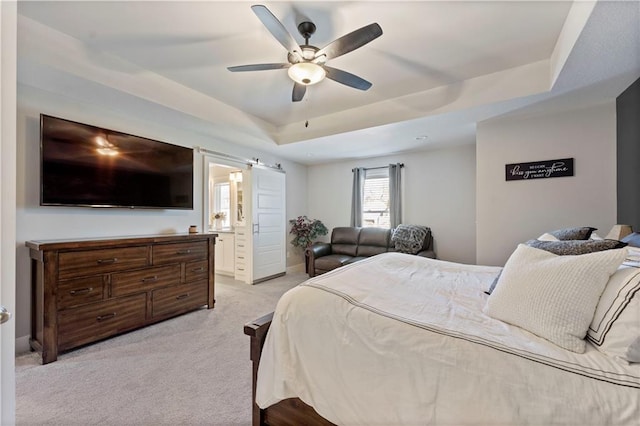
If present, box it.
[244,313,336,426]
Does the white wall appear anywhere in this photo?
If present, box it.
[307,144,477,265]
[476,101,617,266]
[15,84,308,348]
[1,1,17,422]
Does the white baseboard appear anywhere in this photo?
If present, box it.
[16,335,31,355]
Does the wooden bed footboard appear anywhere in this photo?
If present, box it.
[244,313,335,426]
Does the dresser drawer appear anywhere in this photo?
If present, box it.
[153,241,208,265]
[58,294,147,351]
[185,260,208,282]
[112,264,181,297]
[58,276,106,310]
[58,246,149,280]
[151,281,208,318]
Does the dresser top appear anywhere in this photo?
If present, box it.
[26,232,218,252]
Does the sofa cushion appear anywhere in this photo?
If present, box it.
[331,227,360,256]
[357,228,391,257]
[314,254,354,272]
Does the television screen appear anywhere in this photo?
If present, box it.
[40,114,194,209]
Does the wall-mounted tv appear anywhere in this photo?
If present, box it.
[40,114,194,209]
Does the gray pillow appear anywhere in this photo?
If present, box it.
[548,226,596,240]
[391,225,429,254]
[621,232,640,248]
[487,238,627,295]
[525,239,627,255]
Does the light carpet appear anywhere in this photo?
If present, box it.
[15,272,307,426]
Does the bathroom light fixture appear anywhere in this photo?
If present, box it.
[229,171,243,182]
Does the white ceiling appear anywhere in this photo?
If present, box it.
[16,1,640,165]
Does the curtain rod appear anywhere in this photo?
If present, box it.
[352,163,404,172]
[197,147,283,171]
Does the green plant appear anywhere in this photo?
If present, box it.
[289,215,328,248]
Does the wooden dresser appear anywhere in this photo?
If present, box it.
[26,233,216,364]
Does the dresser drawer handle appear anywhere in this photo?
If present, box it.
[191,267,205,272]
[69,287,93,296]
[96,313,117,322]
[97,258,117,264]
[175,293,190,300]
[176,249,192,255]
[141,275,158,283]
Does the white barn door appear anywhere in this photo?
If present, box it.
[251,166,286,283]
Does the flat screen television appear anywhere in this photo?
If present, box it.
[40,114,194,209]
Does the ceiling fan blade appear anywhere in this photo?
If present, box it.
[227,63,290,72]
[315,23,383,61]
[292,83,306,102]
[252,5,301,58]
[324,66,372,91]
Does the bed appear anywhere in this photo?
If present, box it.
[245,239,640,425]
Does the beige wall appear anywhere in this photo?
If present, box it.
[307,144,477,265]
[476,101,617,266]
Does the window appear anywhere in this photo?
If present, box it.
[213,182,231,228]
[362,168,390,228]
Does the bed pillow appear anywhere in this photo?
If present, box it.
[549,226,597,240]
[588,265,640,362]
[484,244,627,353]
[486,238,625,295]
[537,232,559,241]
[391,225,428,254]
[621,232,640,248]
[525,239,627,256]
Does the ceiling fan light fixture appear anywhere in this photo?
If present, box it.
[288,62,326,86]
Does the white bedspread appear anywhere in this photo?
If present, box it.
[256,252,640,425]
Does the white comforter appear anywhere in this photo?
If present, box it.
[256,252,640,425]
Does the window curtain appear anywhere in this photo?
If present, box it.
[389,163,402,228]
[350,167,365,227]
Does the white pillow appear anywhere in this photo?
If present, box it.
[588,265,640,362]
[484,244,627,353]
[538,232,559,241]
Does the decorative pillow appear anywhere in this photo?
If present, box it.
[588,265,640,362]
[621,232,640,248]
[391,225,428,254]
[549,226,597,240]
[484,244,627,353]
[525,239,627,256]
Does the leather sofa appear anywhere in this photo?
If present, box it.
[306,226,435,277]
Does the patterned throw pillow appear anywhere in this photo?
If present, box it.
[526,239,627,255]
[549,226,597,240]
[391,225,428,254]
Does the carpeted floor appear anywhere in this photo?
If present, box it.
[15,272,307,426]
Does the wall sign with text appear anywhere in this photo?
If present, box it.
[505,158,574,181]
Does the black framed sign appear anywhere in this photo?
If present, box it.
[505,158,574,181]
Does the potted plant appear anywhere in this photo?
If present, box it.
[289,215,328,249]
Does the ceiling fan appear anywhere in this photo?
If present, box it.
[228,4,383,102]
